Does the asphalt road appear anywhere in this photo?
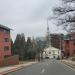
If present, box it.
[8,59,75,75]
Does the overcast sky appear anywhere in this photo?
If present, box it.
[0,0,66,40]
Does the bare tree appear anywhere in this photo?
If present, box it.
[52,0,75,32]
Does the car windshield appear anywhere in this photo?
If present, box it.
[0,0,75,75]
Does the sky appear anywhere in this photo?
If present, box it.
[0,0,66,40]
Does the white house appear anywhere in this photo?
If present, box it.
[43,46,61,59]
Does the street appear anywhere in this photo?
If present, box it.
[8,59,75,75]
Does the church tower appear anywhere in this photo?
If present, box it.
[46,20,51,47]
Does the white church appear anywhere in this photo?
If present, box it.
[43,21,61,59]
[43,46,61,59]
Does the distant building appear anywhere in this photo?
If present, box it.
[43,46,61,59]
[45,25,64,49]
[43,21,63,59]
[0,24,11,59]
[64,32,75,57]
[50,33,64,50]
[36,37,46,42]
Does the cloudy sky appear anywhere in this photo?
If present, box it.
[0,0,66,40]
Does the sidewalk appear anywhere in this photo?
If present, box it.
[62,60,75,69]
[0,61,37,75]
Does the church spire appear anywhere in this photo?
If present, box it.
[47,20,49,35]
[46,19,51,47]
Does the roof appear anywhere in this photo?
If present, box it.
[0,24,11,30]
[44,46,60,51]
[64,35,70,40]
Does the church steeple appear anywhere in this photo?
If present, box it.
[47,20,49,36]
[46,20,51,47]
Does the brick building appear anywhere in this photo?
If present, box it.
[50,34,64,50]
[64,32,75,57]
[0,24,19,66]
[0,25,11,59]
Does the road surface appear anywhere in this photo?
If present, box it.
[8,59,75,75]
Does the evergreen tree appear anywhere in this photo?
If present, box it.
[26,37,37,60]
[26,37,33,59]
[13,33,26,60]
[20,33,26,60]
[13,34,21,55]
[11,39,14,55]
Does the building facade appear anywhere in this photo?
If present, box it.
[0,25,19,67]
[64,32,75,57]
[43,47,61,59]
[50,34,64,50]
[0,25,11,59]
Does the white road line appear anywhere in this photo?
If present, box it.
[41,69,45,74]
[62,62,75,72]
[59,61,75,72]
[47,63,48,66]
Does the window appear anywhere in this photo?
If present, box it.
[4,30,9,34]
[73,49,75,54]
[73,41,75,45]
[66,40,69,44]
[4,38,9,42]
[4,46,9,51]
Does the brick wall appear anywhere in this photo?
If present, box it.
[0,55,19,67]
[64,40,75,56]
[0,27,11,59]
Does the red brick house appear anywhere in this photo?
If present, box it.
[64,32,75,57]
[0,24,19,66]
[0,25,11,59]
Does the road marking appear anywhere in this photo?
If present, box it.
[41,69,45,74]
[47,63,48,66]
[60,61,75,72]
[63,63,75,72]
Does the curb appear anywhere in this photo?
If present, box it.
[0,62,37,75]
